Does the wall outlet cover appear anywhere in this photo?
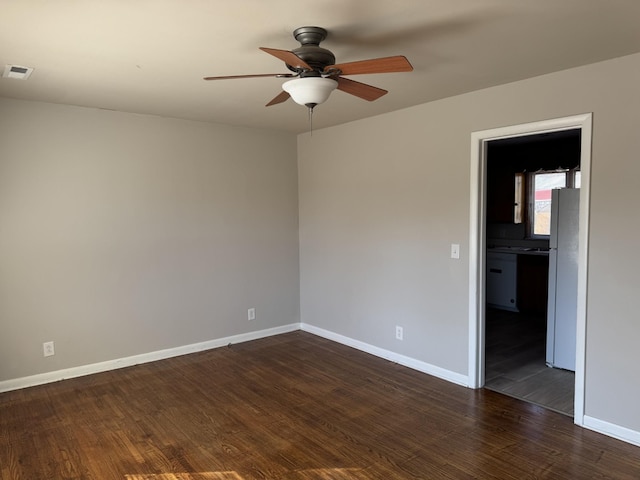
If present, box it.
[43,341,55,357]
[395,326,403,340]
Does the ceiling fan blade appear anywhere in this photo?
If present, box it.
[203,73,295,80]
[327,55,413,76]
[259,47,313,71]
[335,77,387,101]
[266,90,290,106]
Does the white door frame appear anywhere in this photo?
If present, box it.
[468,113,592,426]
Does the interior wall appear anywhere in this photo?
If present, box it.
[298,53,640,434]
[0,98,300,382]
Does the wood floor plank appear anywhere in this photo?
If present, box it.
[1,331,639,479]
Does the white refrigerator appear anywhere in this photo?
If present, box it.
[546,188,580,371]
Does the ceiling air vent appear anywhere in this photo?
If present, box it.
[2,65,34,80]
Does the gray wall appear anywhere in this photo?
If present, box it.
[0,98,300,381]
[298,53,640,433]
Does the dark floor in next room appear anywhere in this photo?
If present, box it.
[484,308,575,416]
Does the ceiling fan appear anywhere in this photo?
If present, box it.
[203,26,413,111]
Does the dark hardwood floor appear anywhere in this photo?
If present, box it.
[484,308,575,416]
[2,331,639,479]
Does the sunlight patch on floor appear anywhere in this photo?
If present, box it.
[125,468,364,479]
[125,474,241,480]
[292,468,365,478]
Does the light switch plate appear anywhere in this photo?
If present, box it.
[451,243,460,259]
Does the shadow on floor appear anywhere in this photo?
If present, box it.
[484,308,575,416]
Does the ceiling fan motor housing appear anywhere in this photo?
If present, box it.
[289,26,336,75]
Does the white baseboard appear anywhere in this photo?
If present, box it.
[0,323,300,393]
[582,415,640,447]
[1,323,468,394]
[301,323,469,387]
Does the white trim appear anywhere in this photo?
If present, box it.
[573,119,592,424]
[468,134,487,388]
[583,416,640,447]
[1,321,470,393]
[301,323,469,387]
[468,114,592,427]
[0,324,300,393]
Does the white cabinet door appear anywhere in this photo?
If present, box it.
[486,252,518,311]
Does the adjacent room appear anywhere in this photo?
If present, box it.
[483,130,582,416]
[2,1,640,478]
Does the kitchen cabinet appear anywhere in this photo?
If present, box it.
[487,171,524,224]
[486,252,518,311]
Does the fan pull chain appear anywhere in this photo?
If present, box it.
[308,105,314,136]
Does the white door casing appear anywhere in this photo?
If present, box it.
[468,113,592,426]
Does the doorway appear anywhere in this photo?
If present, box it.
[483,130,580,416]
[467,114,592,427]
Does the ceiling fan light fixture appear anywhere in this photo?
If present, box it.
[282,77,338,107]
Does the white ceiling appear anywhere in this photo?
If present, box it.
[1,0,639,134]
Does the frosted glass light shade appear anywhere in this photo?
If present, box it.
[282,77,338,106]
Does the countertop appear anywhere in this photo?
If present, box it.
[488,246,550,256]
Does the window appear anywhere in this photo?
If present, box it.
[531,172,566,235]
[527,169,580,237]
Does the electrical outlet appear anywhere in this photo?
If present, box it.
[248,307,256,321]
[395,326,403,341]
[43,341,55,357]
